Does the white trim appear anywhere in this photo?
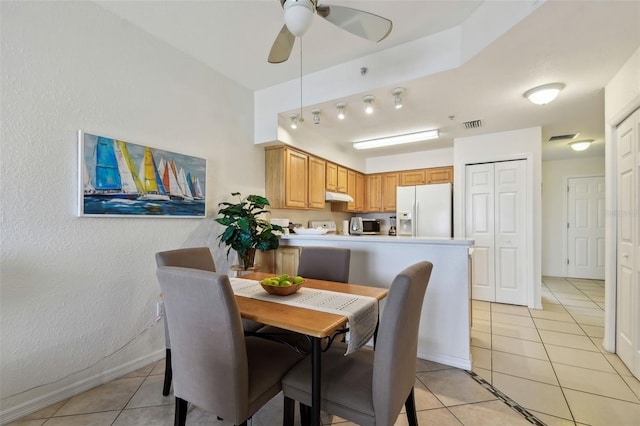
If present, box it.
[457,152,539,309]
[603,99,640,353]
[0,350,165,425]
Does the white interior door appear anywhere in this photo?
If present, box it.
[466,160,527,305]
[616,109,639,378]
[567,176,605,279]
[466,163,495,301]
[494,160,527,305]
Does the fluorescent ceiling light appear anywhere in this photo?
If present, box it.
[353,130,439,150]
[569,140,593,151]
[523,83,565,105]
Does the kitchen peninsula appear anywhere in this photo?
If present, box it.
[278,234,474,369]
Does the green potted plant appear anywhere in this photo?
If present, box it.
[215,192,284,270]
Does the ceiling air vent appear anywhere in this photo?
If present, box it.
[463,119,482,129]
[549,133,579,142]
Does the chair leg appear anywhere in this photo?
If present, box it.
[175,397,188,426]
[404,387,418,426]
[163,348,172,396]
[283,397,295,426]
[299,402,311,426]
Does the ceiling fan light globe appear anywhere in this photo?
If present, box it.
[284,0,315,37]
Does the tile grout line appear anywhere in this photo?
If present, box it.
[465,370,546,425]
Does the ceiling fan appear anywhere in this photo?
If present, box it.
[268,0,393,63]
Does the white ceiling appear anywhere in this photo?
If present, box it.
[97,0,640,161]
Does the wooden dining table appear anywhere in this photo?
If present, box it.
[238,272,388,426]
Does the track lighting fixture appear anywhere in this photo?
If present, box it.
[363,95,375,114]
[392,88,405,109]
[336,103,346,120]
[311,109,321,125]
[523,83,565,105]
[289,113,299,129]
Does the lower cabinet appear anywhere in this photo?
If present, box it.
[275,246,301,276]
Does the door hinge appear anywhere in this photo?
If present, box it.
[567,222,570,229]
[567,259,570,265]
[567,185,570,192]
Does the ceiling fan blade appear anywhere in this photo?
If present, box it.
[316,4,392,42]
[268,24,296,63]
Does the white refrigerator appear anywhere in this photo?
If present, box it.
[396,183,452,237]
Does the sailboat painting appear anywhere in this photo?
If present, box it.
[78,131,206,217]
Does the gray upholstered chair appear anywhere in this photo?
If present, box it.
[156,266,305,426]
[281,261,433,426]
[297,246,351,283]
[155,247,263,396]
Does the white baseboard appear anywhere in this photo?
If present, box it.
[417,350,472,371]
[0,349,165,425]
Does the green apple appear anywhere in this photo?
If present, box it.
[293,276,304,284]
[280,280,292,287]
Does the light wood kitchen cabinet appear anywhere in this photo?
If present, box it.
[382,172,399,212]
[332,168,364,213]
[365,174,382,212]
[275,246,301,276]
[399,166,453,186]
[308,156,327,208]
[365,172,398,213]
[427,166,453,184]
[326,162,338,192]
[265,146,326,210]
[355,172,364,212]
[400,169,427,186]
[337,166,348,193]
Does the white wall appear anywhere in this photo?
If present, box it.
[453,127,542,309]
[0,2,264,421]
[541,158,605,277]
[603,47,640,352]
[365,147,453,174]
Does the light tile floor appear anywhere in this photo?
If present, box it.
[471,276,640,426]
[9,276,640,425]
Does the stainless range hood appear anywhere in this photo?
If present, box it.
[325,191,353,202]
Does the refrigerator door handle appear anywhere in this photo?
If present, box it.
[414,200,418,236]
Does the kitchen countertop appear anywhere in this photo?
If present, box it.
[282,233,474,246]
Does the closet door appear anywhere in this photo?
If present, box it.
[466,160,527,305]
[466,163,496,302]
[616,109,639,378]
[494,160,527,305]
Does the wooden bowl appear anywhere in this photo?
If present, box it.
[260,280,305,296]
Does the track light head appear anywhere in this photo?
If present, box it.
[289,113,299,129]
[311,108,321,125]
[363,95,375,114]
[336,102,346,120]
[392,87,404,109]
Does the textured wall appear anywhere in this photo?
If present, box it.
[0,1,264,417]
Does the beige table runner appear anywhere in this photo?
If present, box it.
[230,277,378,355]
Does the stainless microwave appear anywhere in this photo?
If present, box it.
[350,217,382,235]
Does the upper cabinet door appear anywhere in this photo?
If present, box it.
[308,156,326,209]
[326,162,338,192]
[285,149,308,209]
[400,169,427,186]
[337,166,348,193]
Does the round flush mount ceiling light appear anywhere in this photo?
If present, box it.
[523,83,565,105]
[569,140,593,151]
[284,0,315,37]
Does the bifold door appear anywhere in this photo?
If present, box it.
[466,160,527,305]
